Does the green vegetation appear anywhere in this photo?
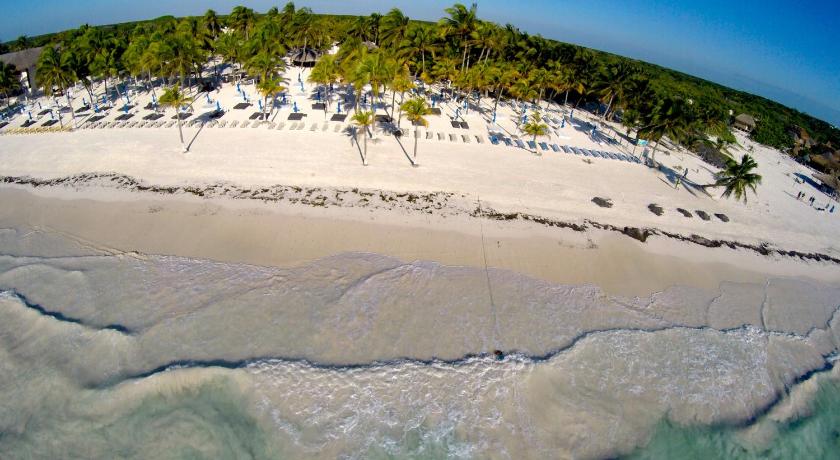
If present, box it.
[710,154,763,203]
[5,2,838,177]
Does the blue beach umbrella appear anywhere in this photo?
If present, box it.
[258,99,263,111]
[236,82,241,93]
[337,101,342,113]
[492,111,496,123]
[27,111,32,120]
[570,109,574,120]
[206,93,211,103]
[522,114,527,125]
[316,90,320,101]
[49,110,54,120]
[293,101,299,113]
[281,94,287,105]
[299,80,304,92]
[94,103,99,113]
[123,104,129,114]
[561,118,565,128]
[37,101,41,109]
[83,98,87,106]
[216,101,221,112]
[242,91,247,102]
[101,95,106,105]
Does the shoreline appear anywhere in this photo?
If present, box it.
[2,180,838,297]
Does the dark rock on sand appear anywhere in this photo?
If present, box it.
[592,197,613,208]
[622,227,651,242]
[677,208,693,218]
[696,210,711,221]
[648,204,664,216]
[715,213,730,222]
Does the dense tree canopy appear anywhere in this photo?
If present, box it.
[5,2,837,157]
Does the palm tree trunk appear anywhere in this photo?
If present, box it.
[604,93,615,120]
[564,90,569,107]
[390,89,396,118]
[177,116,186,151]
[363,129,368,165]
[421,53,426,75]
[66,91,77,129]
[532,133,538,155]
[461,44,468,71]
[413,131,418,164]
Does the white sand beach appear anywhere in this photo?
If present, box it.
[2,67,840,460]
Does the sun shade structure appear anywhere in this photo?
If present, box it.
[733,113,756,132]
[0,46,44,91]
[290,47,319,67]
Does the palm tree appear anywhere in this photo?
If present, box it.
[398,24,438,76]
[401,97,431,165]
[380,8,410,50]
[637,97,692,162]
[356,51,393,122]
[509,77,537,130]
[351,110,375,166]
[158,84,193,152]
[308,54,339,116]
[36,47,77,129]
[390,67,415,126]
[256,77,285,120]
[710,154,762,202]
[593,62,635,120]
[440,3,479,72]
[246,50,285,81]
[203,9,222,40]
[522,111,549,155]
[229,6,256,39]
[0,62,21,108]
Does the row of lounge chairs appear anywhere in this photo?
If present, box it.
[486,133,641,164]
[0,126,72,135]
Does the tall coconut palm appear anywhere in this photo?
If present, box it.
[398,24,439,76]
[229,6,256,40]
[308,54,339,116]
[246,50,285,81]
[509,77,537,130]
[390,66,415,126]
[637,97,692,161]
[440,3,479,72]
[356,51,393,120]
[593,62,635,120]
[0,62,20,107]
[351,110,375,166]
[401,97,431,165]
[710,154,762,202]
[380,8,410,50]
[158,84,193,152]
[522,110,549,155]
[256,77,285,120]
[203,9,222,40]
[36,47,77,129]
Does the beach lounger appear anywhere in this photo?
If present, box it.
[426,131,434,140]
[450,120,460,128]
[461,134,470,143]
[503,137,513,146]
[251,121,261,128]
[266,122,275,129]
[515,139,527,148]
[527,140,537,149]
[475,135,484,144]
[539,142,549,151]
[449,133,457,142]
[437,132,445,141]
[310,123,318,131]
[240,121,250,128]
[217,120,227,128]
[334,124,342,132]
[165,121,176,128]
[550,144,560,152]
[489,135,500,145]
[321,123,329,131]
[229,120,238,128]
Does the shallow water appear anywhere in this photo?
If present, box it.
[0,227,838,458]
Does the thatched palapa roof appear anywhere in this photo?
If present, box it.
[290,47,318,66]
[0,47,43,72]
[735,113,756,128]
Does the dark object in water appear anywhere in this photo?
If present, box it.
[677,208,693,218]
[494,350,504,360]
[696,210,711,221]
[592,197,613,208]
[715,213,730,222]
[622,227,651,242]
[648,204,664,216]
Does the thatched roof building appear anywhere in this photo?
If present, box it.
[733,113,756,133]
[290,47,319,67]
[0,47,44,91]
